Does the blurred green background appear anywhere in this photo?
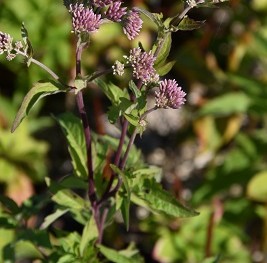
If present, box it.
[1,0,267,262]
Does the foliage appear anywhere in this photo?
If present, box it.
[2,0,267,262]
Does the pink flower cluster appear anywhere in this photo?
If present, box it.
[127,47,159,84]
[155,79,186,109]
[67,1,143,40]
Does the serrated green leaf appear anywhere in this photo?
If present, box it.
[80,218,98,256]
[155,60,176,76]
[173,16,205,32]
[56,112,87,178]
[52,189,86,210]
[136,184,198,218]
[11,80,67,132]
[98,245,144,263]
[197,93,251,117]
[153,32,172,67]
[40,208,69,229]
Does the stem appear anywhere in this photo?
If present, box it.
[99,120,129,204]
[97,208,108,244]
[31,58,60,80]
[120,107,157,170]
[75,42,96,204]
[16,50,60,81]
[170,0,205,28]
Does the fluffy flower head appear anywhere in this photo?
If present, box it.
[127,47,159,84]
[155,79,186,109]
[0,32,13,55]
[105,2,127,22]
[69,3,103,33]
[122,8,143,40]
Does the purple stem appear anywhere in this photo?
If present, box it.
[99,120,129,204]
[75,43,96,203]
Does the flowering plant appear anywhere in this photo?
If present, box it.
[0,0,227,262]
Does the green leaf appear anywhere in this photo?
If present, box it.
[247,171,267,202]
[110,164,131,230]
[80,218,98,256]
[17,229,52,248]
[94,79,128,105]
[136,182,198,217]
[0,195,20,214]
[202,255,222,263]
[52,189,86,210]
[197,93,251,117]
[74,76,87,94]
[11,80,67,132]
[57,254,78,263]
[153,32,172,68]
[123,113,139,127]
[60,175,87,189]
[174,16,205,31]
[135,8,164,29]
[56,112,87,178]
[98,245,144,263]
[128,80,141,98]
[156,60,176,76]
[40,208,69,229]
[108,104,121,124]
[52,189,90,225]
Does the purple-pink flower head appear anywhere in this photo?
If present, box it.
[105,2,127,22]
[155,79,186,109]
[122,8,143,40]
[127,47,159,84]
[0,32,13,55]
[69,3,103,34]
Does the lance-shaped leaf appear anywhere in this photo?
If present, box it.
[153,32,172,68]
[98,245,145,263]
[135,8,164,29]
[40,208,69,229]
[134,181,198,218]
[56,112,87,179]
[110,164,131,230]
[172,16,205,32]
[11,80,67,132]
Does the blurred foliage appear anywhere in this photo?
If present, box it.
[1,0,267,262]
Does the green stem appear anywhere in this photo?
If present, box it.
[120,107,157,170]
[16,50,60,81]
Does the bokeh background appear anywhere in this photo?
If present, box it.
[1,0,267,262]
